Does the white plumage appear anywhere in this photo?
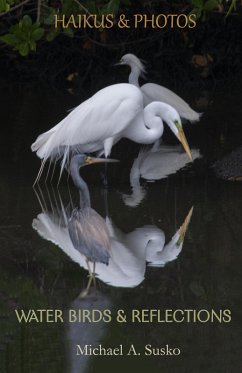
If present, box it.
[32,83,143,161]
[31,82,193,183]
[32,191,193,288]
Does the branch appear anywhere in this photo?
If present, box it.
[37,0,41,22]
[73,0,101,26]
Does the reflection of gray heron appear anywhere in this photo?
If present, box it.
[31,83,192,184]
[116,53,201,122]
[67,291,112,373]
[68,154,118,295]
[33,186,194,288]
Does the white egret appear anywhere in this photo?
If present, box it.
[117,53,201,122]
[31,83,192,184]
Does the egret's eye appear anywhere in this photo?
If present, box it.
[174,120,182,129]
[85,156,92,164]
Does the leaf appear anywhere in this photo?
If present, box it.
[32,22,41,30]
[66,72,78,81]
[29,40,36,51]
[192,54,213,67]
[192,0,204,8]
[18,42,29,56]
[103,0,120,15]
[43,15,55,25]
[32,28,44,41]
[21,15,32,28]
[204,0,218,11]
[0,33,18,46]
[190,8,202,19]
[9,24,20,34]
[46,28,60,42]
[0,0,7,12]
[226,0,237,18]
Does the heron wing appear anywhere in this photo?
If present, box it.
[141,83,201,122]
[68,207,111,265]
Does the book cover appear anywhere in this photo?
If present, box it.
[0,1,241,372]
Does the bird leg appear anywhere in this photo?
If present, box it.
[100,162,108,188]
[79,259,96,298]
[92,261,96,288]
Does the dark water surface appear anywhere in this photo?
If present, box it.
[0,77,242,373]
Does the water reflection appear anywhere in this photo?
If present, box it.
[32,187,193,289]
[122,145,201,206]
[66,291,112,373]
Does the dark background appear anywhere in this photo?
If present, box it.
[0,4,242,373]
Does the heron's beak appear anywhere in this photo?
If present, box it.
[175,121,193,161]
[85,156,119,165]
[113,59,125,67]
[176,207,194,246]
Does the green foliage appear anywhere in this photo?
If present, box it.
[0,0,239,56]
[191,0,220,20]
[191,0,238,20]
[0,15,44,56]
[0,0,15,12]
[225,0,237,17]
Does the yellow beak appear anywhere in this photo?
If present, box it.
[176,207,194,245]
[178,127,193,161]
[85,156,119,165]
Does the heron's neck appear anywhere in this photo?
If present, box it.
[128,64,141,87]
[70,161,91,209]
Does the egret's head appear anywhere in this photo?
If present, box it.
[164,107,193,162]
[116,54,146,76]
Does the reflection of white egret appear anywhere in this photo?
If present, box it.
[32,188,193,288]
[122,145,201,207]
[31,83,192,184]
[116,54,201,122]
[134,145,201,181]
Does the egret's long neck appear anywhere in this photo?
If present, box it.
[145,101,179,137]
[70,158,91,209]
[123,103,165,144]
[128,64,141,87]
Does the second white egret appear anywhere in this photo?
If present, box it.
[117,53,201,122]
